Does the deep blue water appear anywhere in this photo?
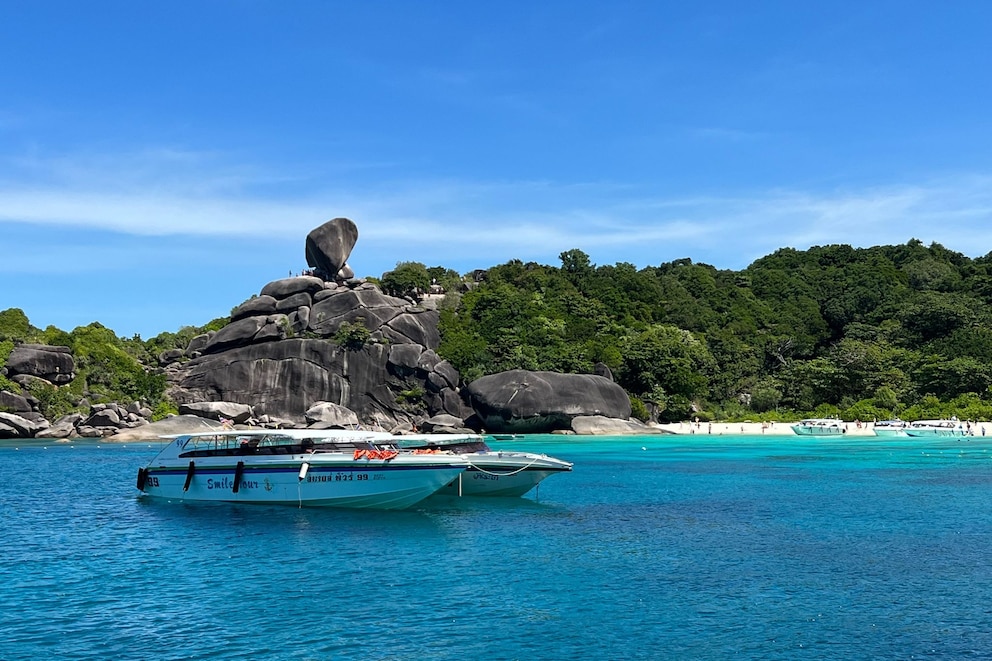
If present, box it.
[3,434,992,660]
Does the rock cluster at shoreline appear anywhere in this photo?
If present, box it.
[1,217,650,441]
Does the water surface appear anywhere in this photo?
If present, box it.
[2,434,990,659]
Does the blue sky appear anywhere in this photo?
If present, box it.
[3,1,992,338]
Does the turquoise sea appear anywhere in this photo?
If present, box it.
[2,434,992,660]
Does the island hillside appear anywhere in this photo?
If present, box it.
[2,219,992,439]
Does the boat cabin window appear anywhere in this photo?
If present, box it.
[177,433,380,457]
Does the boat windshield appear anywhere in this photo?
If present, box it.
[177,433,379,458]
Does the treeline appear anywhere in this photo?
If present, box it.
[434,239,992,422]
[0,309,226,421]
[5,238,992,424]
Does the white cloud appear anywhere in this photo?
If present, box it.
[3,149,992,271]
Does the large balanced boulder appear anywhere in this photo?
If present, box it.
[5,344,75,384]
[465,369,632,434]
[305,217,358,279]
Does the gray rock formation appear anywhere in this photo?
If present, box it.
[593,362,614,381]
[260,277,324,300]
[305,402,360,428]
[0,411,49,438]
[173,333,461,428]
[171,229,467,429]
[305,218,358,279]
[85,408,121,428]
[185,332,213,357]
[231,295,278,321]
[570,415,666,435]
[465,369,632,433]
[417,413,474,434]
[0,390,33,414]
[46,413,82,439]
[158,348,185,365]
[179,401,254,424]
[5,344,75,384]
[109,415,224,442]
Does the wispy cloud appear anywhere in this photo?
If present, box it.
[3,149,992,271]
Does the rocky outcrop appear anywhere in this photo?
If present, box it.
[47,413,84,439]
[0,411,49,438]
[179,401,254,424]
[5,344,75,384]
[166,218,468,429]
[465,369,632,434]
[0,390,34,414]
[173,334,463,428]
[0,216,643,439]
[108,415,224,442]
[305,402,359,428]
[570,415,665,435]
[416,413,475,434]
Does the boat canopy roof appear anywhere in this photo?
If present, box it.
[910,419,959,428]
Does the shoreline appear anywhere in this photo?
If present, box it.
[7,420,991,443]
[654,421,989,437]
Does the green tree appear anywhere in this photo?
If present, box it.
[615,324,714,402]
[333,320,371,350]
[381,262,431,298]
[0,308,33,341]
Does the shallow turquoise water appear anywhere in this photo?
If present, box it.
[2,434,992,660]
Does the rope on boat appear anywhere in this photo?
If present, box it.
[466,454,543,477]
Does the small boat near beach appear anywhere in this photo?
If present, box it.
[790,418,846,436]
[385,433,573,497]
[135,429,469,509]
[903,419,968,438]
[872,419,908,437]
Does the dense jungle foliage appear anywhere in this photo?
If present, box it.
[0,308,227,420]
[4,239,992,423]
[436,239,992,422]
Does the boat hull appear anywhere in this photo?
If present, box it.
[791,425,845,436]
[435,464,569,497]
[903,429,966,438]
[903,420,968,438]
[872,428,908,437]
[388,436,573,497]
[139,456,467,510]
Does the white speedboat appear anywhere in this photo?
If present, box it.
[873,419,908,437]
[135,429,469,509]
[790,419,846,436]
[386,434,573,497]
[903,419,968,438]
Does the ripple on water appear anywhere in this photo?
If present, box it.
[3,438,992,660]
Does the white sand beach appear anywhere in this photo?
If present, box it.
[653,420,988,437]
